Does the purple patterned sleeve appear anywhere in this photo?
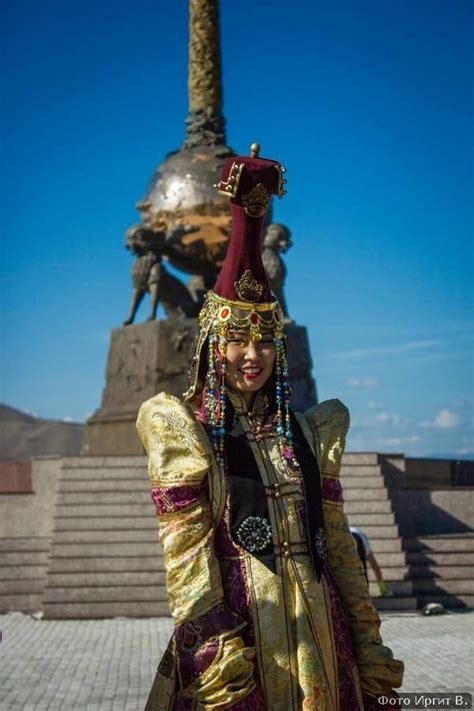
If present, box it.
[150,479,209,515]
[322,476,344,504]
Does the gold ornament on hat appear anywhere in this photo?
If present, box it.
[216,160,244,198]
[242,183,271,217]
[233,269,264,302]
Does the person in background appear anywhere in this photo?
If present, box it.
[350,526,394,597]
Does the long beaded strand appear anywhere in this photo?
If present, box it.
[204,333,227,466]
[274,336,299,471]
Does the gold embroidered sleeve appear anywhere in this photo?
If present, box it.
[137,392,258,706]
[305,399,404,697]
[136,392,223,623]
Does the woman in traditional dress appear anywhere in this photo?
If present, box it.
[137,145,404,710]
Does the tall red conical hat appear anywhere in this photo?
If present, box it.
[214,143,286,302]
[184,143,288,401]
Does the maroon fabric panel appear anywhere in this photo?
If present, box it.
[322,477,344,504]
[231,685,266,710]
[219,155,281,205]
[213,204,271,302]
[174,603,245,688]
[324,566,364,711]
[0,461,33,493]
[150,479,208,515]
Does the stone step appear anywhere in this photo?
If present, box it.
[46,571,167,587]
[403,536,474,553]
[57,490,151,505]
[340,465,382,477]
[48,555,164,573]
[407,566,474,580]
[54,503,152,518]
[0,594,44,614]
[348,525,399,540]
[346,513,395,526]
[48,542,159,557]
[372,552,407,566]
[412,579,474,594]
[43,600,170,619]
[367,566,410,581]
[0,579,46,595]
[0,537,51,552]
[58,479,149,493]
[43,585,167,604]
[344,500,393,514]
[51,529,158,544]
[59,466,148,480]
[53,517,156,532]
[62,456,147,468]
[0,551,51,566]
[342,453,379,465]
[369,581,412,596]
[1,565,49,580]
[406,552,474,566]
[414,594,474,609]
[340,476,386,489]
[373,596,417,611]
[369,539,402,553]
[343,489,388,502]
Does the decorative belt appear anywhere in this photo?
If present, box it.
[274,541,309,557]
[264,482,303,499]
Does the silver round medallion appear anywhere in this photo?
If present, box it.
[235,515,272,553]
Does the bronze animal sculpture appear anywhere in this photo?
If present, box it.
[262,222,293,320]
[123,225,203,324]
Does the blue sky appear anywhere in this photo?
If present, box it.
[1,0,473,458]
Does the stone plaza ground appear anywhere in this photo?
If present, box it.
[1,611,473,710]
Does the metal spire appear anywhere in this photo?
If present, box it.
[184,0,226,147]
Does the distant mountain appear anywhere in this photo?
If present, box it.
[0,404,37,423]
[0,404,84,461]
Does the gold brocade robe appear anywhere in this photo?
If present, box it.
[136,392,403,711]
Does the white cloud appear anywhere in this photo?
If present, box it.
[325,333,474,361]
[376,434,421,448]
[368,400,383,410]
[432,409,460,430]
[419,408,463,430]
[373,411,409,429]
[62,416,73,423]
[457,447,473,456]
[346,377,379,389]
[330,339,442,359]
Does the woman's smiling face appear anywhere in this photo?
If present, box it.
[222,329,276,406]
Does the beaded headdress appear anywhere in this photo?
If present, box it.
[184,143,295,467]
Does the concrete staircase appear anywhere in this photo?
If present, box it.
[43,456,168,619]
[341,453,416,611]
[0,536,51,614]
[41,452,414,618]
[404,534,474,609]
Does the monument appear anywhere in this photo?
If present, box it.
[83,0,317,456]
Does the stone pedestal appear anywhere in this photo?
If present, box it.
[83,320,198,455]
[285,323,318,412]
[83,319,317,456]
